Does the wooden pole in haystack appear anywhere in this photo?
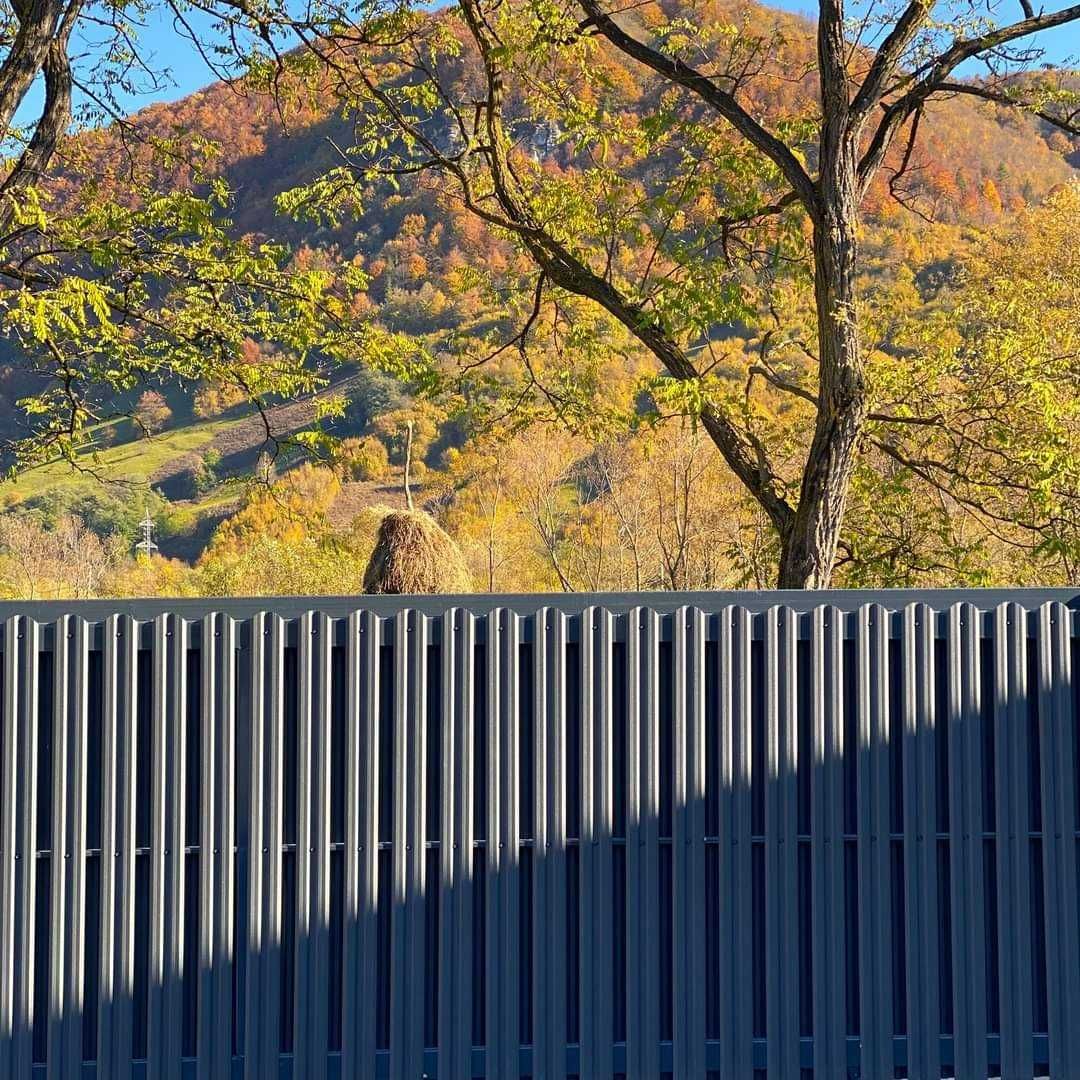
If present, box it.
[402,420,415,512]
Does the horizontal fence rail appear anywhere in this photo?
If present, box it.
[0,589,1078,1079]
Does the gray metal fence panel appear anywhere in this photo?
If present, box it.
[0,589,1078,1079]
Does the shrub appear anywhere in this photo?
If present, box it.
[334,435,390,482]
[134,390,172,435]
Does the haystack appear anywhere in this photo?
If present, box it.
[362,509,472,594]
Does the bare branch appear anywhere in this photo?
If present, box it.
[934,79,1080,135]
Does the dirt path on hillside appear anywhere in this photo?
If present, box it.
[150,373,368,488]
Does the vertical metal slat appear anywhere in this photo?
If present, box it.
[245,613,285,1078]
[811,606,848,1076]
[0,616,17,1073]
[438,609,474,1080]
[294,611,315,1078]
[147,614,187,1080]
[901,603,941,1080]
[532,608,568,1080]
[342,610,380,1078]
[313,612,334,1078]
[244,613,274,1077]
[594,609,616,1079]
[47,615,89,1079]
[625,607,660,1080]
[578,608,614,1077]
[1038,601,1080,1075]
[196,612,217,1077]
[197,613,236,1080]
[718,606,754,1076]
[97,614,120,1078]
[766,605,800,1078]
[577,607,596,1080]
[487,608,522,1080]
[294,611,332,1079]
[243,612,266,1080]
[98,614,137,1076]
[672,606,706,1079]
[948,602,987,1078]
[995,602,1034,1080]
[389,610,427,1079]
[856,604,893,1080]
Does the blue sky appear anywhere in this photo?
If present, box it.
[60,0,1080,117]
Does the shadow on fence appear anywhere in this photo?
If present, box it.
[0,595,1078,1079]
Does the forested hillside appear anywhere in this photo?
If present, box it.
[0,0,1077,596]
[60,0,1080,228]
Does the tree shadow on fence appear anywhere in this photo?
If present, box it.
[1,600,1078,1079]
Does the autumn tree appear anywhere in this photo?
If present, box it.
[194,381,247,419]
[203,462,342,555]
[848,183,1080,585]
[444,430,591,591]
[445,424,779,592]
[0,0,367,473]
[134,390,172,435]
[217,0,1080,586]
[0,512,125,598]
[333,434,391,481]
[195,463,380,594]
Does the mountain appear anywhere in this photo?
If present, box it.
[54,0,1079,243]
[3,0,1078,558]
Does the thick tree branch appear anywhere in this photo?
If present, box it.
[0,0,70,140]
[849,0,931,123]
[817,0,850,127]
[2,0,81,196]
[916,3,1080,83]
[574,0,820,215]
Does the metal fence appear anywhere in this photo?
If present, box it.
[0,589,1078,1080]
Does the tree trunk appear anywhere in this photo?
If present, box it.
[777,143,867,588]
